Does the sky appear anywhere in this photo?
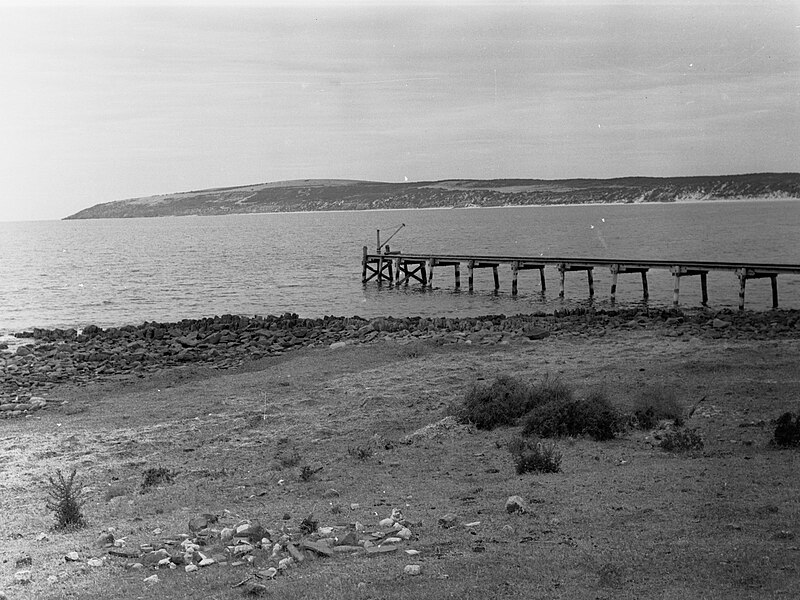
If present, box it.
[0,1,798,222]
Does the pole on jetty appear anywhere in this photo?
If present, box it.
[700,273,708,306]
[641,272,649,300]
[493,266,500,291]
[558,264,566,298]
[771,275,779,309]
[610,266,619,303]
[454,263,461,289]
[587,269,595,297]
[362,246,368,284]
[468,260,475,292]
[512,262,519,295]
[426,258,435,288]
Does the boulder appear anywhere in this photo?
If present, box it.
[505,495,528,514]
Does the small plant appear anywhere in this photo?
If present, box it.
[299,514,318,535]
[508,436,562,474]
[632,386,685,428]
[46,469,87,531]
[660,428,704,452]
[140,467,177,492]
[773,411,800,447]
[347,444,374,461]
[522,388,620,441]
[299,465,322,481]
[276,447,302,468]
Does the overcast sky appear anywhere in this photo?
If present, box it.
[0,1,797,221]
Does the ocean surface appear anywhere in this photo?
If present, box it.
[1,200,798,336]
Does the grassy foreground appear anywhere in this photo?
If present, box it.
[1,328,799,599]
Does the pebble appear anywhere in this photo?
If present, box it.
[14,570,32,585]
[87,558,104,567]
[65,552,80,562]
[505,495,528,514]
[143,574,159,584]
[185,564,199,573]
[404,564,422,576]
[438,513,459,528]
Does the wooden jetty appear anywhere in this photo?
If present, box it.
[362,247,800,310]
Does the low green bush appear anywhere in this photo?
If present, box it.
[632,386,685,428]
[660,428,704,452]
[773,411,800,447]
[522,388,620,441]
[140,467,177,492]
[455,374,571,430]
[508,436,562,474]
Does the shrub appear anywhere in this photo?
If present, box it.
[347,444,374,461]
[140,467,177,492]
[632,386,685,428]
[46,469,87,531]
[508,436,562,474]
[773,411,800,447]
[455,374,566,430]
[299,465,322,481]
[522,389,620,441]
[660,428,704,452]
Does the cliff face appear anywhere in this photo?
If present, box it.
[64,173,800,219]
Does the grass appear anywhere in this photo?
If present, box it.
[660,428,705,452]
[632,385,685,428]
[140,467,178,492]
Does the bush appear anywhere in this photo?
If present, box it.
[773,411,800,447]
[347,444,374,461]
[140,467,177,492]
[508,436,562,474]
[46,469,87,531]
[455,375,568,430]
[660,428,704,452]
[632,386,685,428]
[522,389,620,441]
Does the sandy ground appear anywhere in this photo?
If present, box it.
[1,327,799,599]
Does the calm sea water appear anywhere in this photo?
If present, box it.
[0,200,798,335]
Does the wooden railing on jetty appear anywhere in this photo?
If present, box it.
[362,247,800,310]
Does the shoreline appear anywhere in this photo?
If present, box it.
[2,307,798,418]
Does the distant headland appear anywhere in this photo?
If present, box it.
[64,173,800,219]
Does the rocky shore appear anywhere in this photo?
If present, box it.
[2,307,799,418]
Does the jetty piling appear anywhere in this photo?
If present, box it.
[362,248,800,309]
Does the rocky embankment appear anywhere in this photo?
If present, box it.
[2,308,799,418]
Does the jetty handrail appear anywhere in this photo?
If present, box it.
[361,247,800,310]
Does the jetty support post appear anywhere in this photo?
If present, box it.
[493,265,499,291]
[426,258,435,288]
[362,246,368,284]
[587,268,595,297]
[736,268,779,310]
[540,267,546,292]
[393,257,401,284]
[454,262,461,289]
[642,271,649,301]
[467,260,475,292]
[511,261,519,295]
[670,266,710,307]
[610,265,619,303]
[558,263,566,298]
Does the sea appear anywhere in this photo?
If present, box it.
[1,200,798,337]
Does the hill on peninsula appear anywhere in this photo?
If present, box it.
[64,173,800,219]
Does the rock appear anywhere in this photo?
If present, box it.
[712,318,731,329]
[384,536,402,544]
[108,548,141,559]
[396,527,412,540]
[65,551,80,562]
[404,564,422,576]
[523,326,550,340]
[438,513,459,528]
[366,545,398,555]
[96,531,115,546]
[35,532,49,542]
[14,570,32,585]
[185,564,199,573]
[143,574,159,584]
[15,555,32,567]
[336,531,359,546]
[199,557,215,567]
[87,558,104,567]
[277,557,294,570]
[322,488,340,499]
[505,495,528,514]
[259,567,278,579]
[378,517,395,528]
[242,582,268,596]
[405,549,420,556]
[329,341,347,350]
[189,513,217,531]
[300,540,335,557]
[142,549,170,566]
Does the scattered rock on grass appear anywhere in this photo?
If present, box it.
[505,495,528,514]
[404,564,422,576]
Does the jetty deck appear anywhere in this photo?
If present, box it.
[362,247,800,310]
